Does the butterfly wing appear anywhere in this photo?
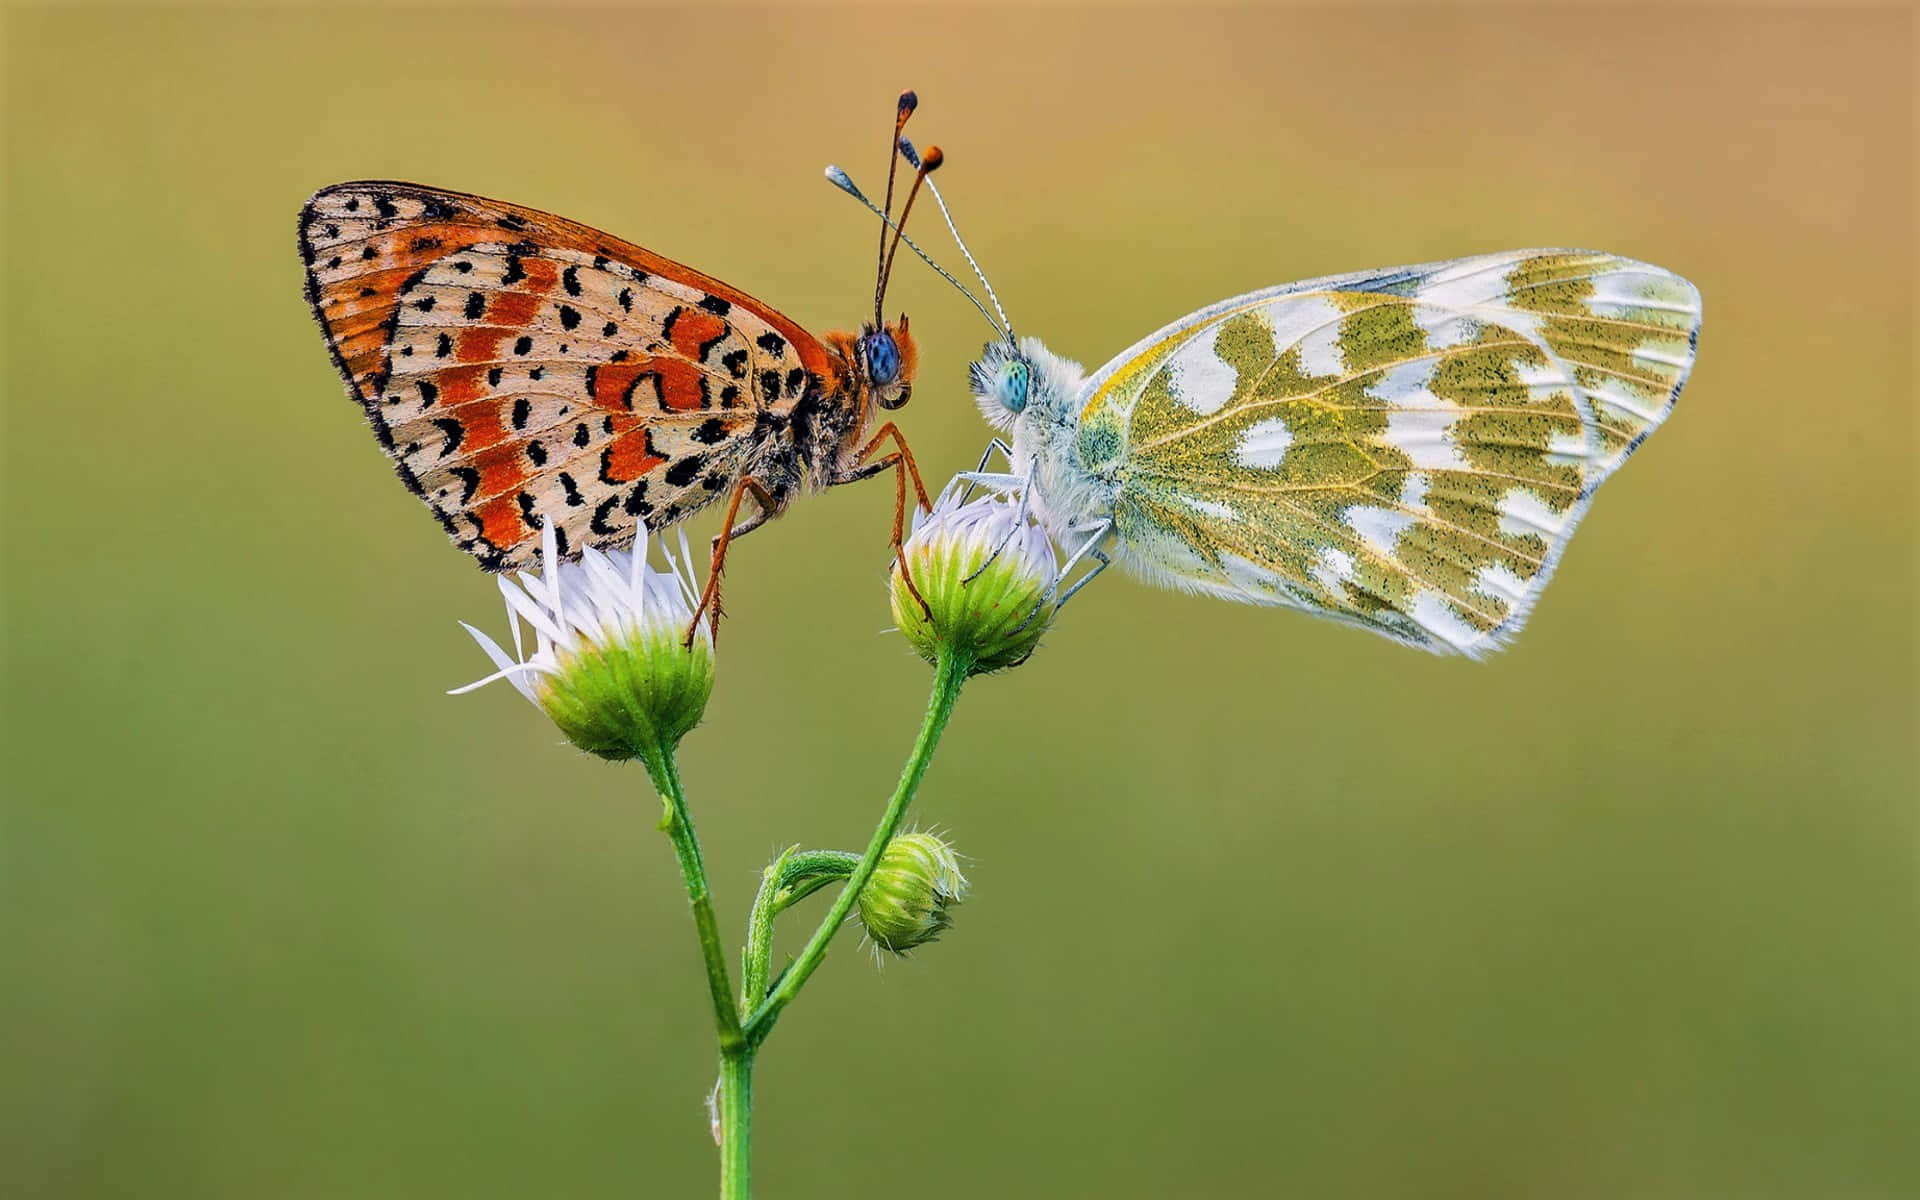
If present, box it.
[300,181,846,569]
[1075,250,1700,656]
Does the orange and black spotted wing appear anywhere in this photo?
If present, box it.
[299,181,847,569]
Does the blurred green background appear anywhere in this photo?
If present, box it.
[4,5,1913,1198]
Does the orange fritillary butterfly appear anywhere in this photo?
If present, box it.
[298,93,940,634]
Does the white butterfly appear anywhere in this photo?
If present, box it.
[832,146,1701,658]
[961,250,1701,657]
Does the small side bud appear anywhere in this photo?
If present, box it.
[891,489,1058,675]
[452,523,715,762]
[858,832,968,955]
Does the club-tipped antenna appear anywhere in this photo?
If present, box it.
[825,165,1009,339]
[898,137,1014,343]
[878,143,941,318]
[873,90,917,327]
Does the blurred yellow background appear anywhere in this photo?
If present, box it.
[4,5,1913,1198]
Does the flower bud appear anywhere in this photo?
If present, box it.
[891,489,1058,674]
[452,523,714,762]
[857,831,969,955]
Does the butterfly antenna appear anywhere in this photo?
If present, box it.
[825,165,1009,339]
[898,136,1015,342]
[874,89,917,327]
[878,144,941,316]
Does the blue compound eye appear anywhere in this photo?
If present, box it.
[863,332,901,386]
[1000,359,1031,412]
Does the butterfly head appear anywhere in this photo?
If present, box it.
[860,313,919,410]
[968,337,1079,431]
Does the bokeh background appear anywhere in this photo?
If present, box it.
[4,4,1914,1198]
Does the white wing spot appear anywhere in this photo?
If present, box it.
[1297,319,1345,379]
[1312,546,1356,593]
[1367,357,1443,407]
[1344,504,1416,556]
[1165,322,1239,414]
[1400,471,1431,511]
[1233,417,1294,468]
[1586,383,1661,423]
[1496,489,1567,538]
[1631,341,1693,370]
[1516,359,1578,391]
[1545,429,1592,466]
[1474,563,1530,604]
[1588,271,1700,320]
[1258,296,1346,379]
[1384,409,1471,470]
[1411,305,1480,350]
[1410,590,1482,652]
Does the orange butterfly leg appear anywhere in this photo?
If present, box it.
[685,476,777,647]
[845,423,933,617]
[853,422,933,512]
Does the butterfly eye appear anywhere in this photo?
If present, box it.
[998,359,1031,413]
[863,332,901,387]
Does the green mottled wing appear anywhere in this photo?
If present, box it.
[1076,251,1700,657]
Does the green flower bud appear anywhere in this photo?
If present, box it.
[891,490,1058,675]
[453,523,715,762]
[858,831,969,955]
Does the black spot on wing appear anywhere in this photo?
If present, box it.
[590,496,621,535]
[431,418,464,458]
[664,454,706,487]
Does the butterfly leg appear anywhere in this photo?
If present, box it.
[961,473,1033,585]
[685,476,778,647]
[1053,547,1111,611]
[958,439,1013,502]
[1012,520,1113,635]
[836,422,934,616]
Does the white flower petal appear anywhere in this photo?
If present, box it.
[454,522,713,703]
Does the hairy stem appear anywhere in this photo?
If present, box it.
[647,751,743,1052]
[744,647,969,1044]
[741,850,861,1021]
[718,1048,753,1200]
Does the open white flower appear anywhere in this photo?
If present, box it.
[452,521,715,760]
[891,483,1059,674]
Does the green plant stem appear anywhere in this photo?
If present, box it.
[740,850,860,1021]
[718,1047,752,1200]
[744,647,969,1044]
[646,751,743,1052]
